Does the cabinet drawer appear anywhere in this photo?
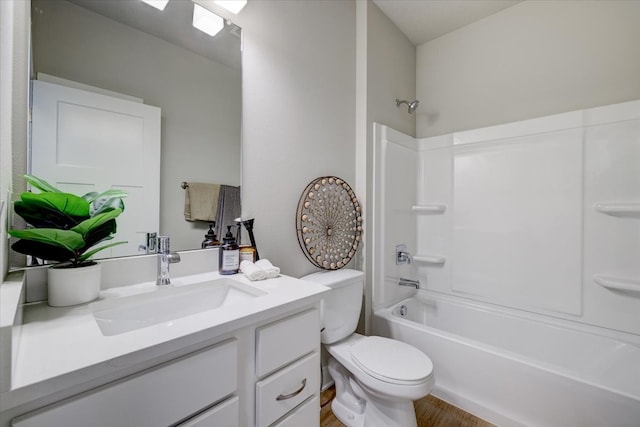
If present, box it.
[272,395,319,427]
[178,396,239,427]
[13,339,238,427]
[255,351,320,427]
[256,308,319,377]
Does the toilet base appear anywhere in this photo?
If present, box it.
[328,357,418,427]
[332,396,365,427]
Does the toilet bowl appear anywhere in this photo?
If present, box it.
[302,269,434,427]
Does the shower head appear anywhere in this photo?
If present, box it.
[396,99,420,114]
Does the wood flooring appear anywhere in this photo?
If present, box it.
[320,387,495,427]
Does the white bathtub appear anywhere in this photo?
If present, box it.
[372,291,640,427]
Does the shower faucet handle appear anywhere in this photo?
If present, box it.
[396,244,412,265]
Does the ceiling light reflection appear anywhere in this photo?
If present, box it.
[192,3,224,37]
[214,0,247,14]
[140,0,169,11]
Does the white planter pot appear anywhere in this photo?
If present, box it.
[47,262,102,307]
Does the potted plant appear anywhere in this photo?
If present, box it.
[8,175,127,306]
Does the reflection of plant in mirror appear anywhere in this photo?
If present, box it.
[8,175,127,267]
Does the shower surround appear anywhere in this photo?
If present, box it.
[370,100,640,426]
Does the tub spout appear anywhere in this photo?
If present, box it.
[399,278,419,289]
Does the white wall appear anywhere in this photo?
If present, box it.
[371,124,419,310]
[0,0,30,278]
[240,0,357,278]
[0,1,13,280]
[30,0,241,253]
[416,0,640,138]
[366,2,416,139]
[362,1,416,330]
[375,100,640,335]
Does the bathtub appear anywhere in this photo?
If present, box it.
[372,291,640,427]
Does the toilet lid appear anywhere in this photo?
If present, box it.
[350,336,433,385]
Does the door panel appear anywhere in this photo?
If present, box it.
[30,80,161,258]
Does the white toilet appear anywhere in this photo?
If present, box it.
[302,269,434,427]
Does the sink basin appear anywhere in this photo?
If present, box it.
[90,278,266,336]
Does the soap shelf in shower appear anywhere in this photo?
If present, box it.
[594,202,640,217]
[411,204,447,214]
[413,255,446,265]
[594,275,640,295]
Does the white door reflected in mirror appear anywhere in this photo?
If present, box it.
[31,79,161,258]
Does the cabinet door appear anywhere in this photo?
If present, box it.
[256,308,319,377]
[178,396,239,427]
[13,340,237,427]
[271,395,319,427]
[256,352,320,427]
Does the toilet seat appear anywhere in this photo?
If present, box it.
[326,333,435,403]
[350,336,433,386]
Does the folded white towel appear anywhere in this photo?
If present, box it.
[240,260,267,281]
[255,259,280,279]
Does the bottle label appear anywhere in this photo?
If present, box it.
[239,250,255,263]
[221,249,240,272]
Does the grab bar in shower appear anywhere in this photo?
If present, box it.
[411,204,447,214]
[594,275,640,295]
[594,202,640,217]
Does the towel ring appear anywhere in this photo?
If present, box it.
[295,176,363,270]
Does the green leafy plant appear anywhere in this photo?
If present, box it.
[8,175,127,267]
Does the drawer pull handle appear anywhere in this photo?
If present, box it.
[276,378,307,401]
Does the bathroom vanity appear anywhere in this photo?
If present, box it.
[0,256,328,427]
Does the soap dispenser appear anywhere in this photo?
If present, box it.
[201,222,220,248]
[219,225,240,275]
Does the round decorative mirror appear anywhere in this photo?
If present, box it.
[296,176,363,270]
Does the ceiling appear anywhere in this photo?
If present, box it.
[67,0,241,69]
[67,0,523,67]
[373,0,523,46]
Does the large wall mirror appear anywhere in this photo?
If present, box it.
[19,0,241,266]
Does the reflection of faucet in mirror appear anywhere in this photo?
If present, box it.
[138,232,158,254]
[156,236,181,286]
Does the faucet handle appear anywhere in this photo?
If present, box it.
[138,232,158,254]
[146,232,157,253]
[395,244,412,265]
[157,235,170,254]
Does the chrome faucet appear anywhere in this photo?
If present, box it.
[395,244,412,265]
[156,236,181,286]
[138,232,158,254]
[398,278,419,289]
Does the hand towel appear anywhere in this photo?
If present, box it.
[215,185,241,238]
[255,259,280,279]
[240,260,267,281]
[184,182,220,222]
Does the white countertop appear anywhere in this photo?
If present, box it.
[2,271,328,411]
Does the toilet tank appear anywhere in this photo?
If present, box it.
[301,269,364,344]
